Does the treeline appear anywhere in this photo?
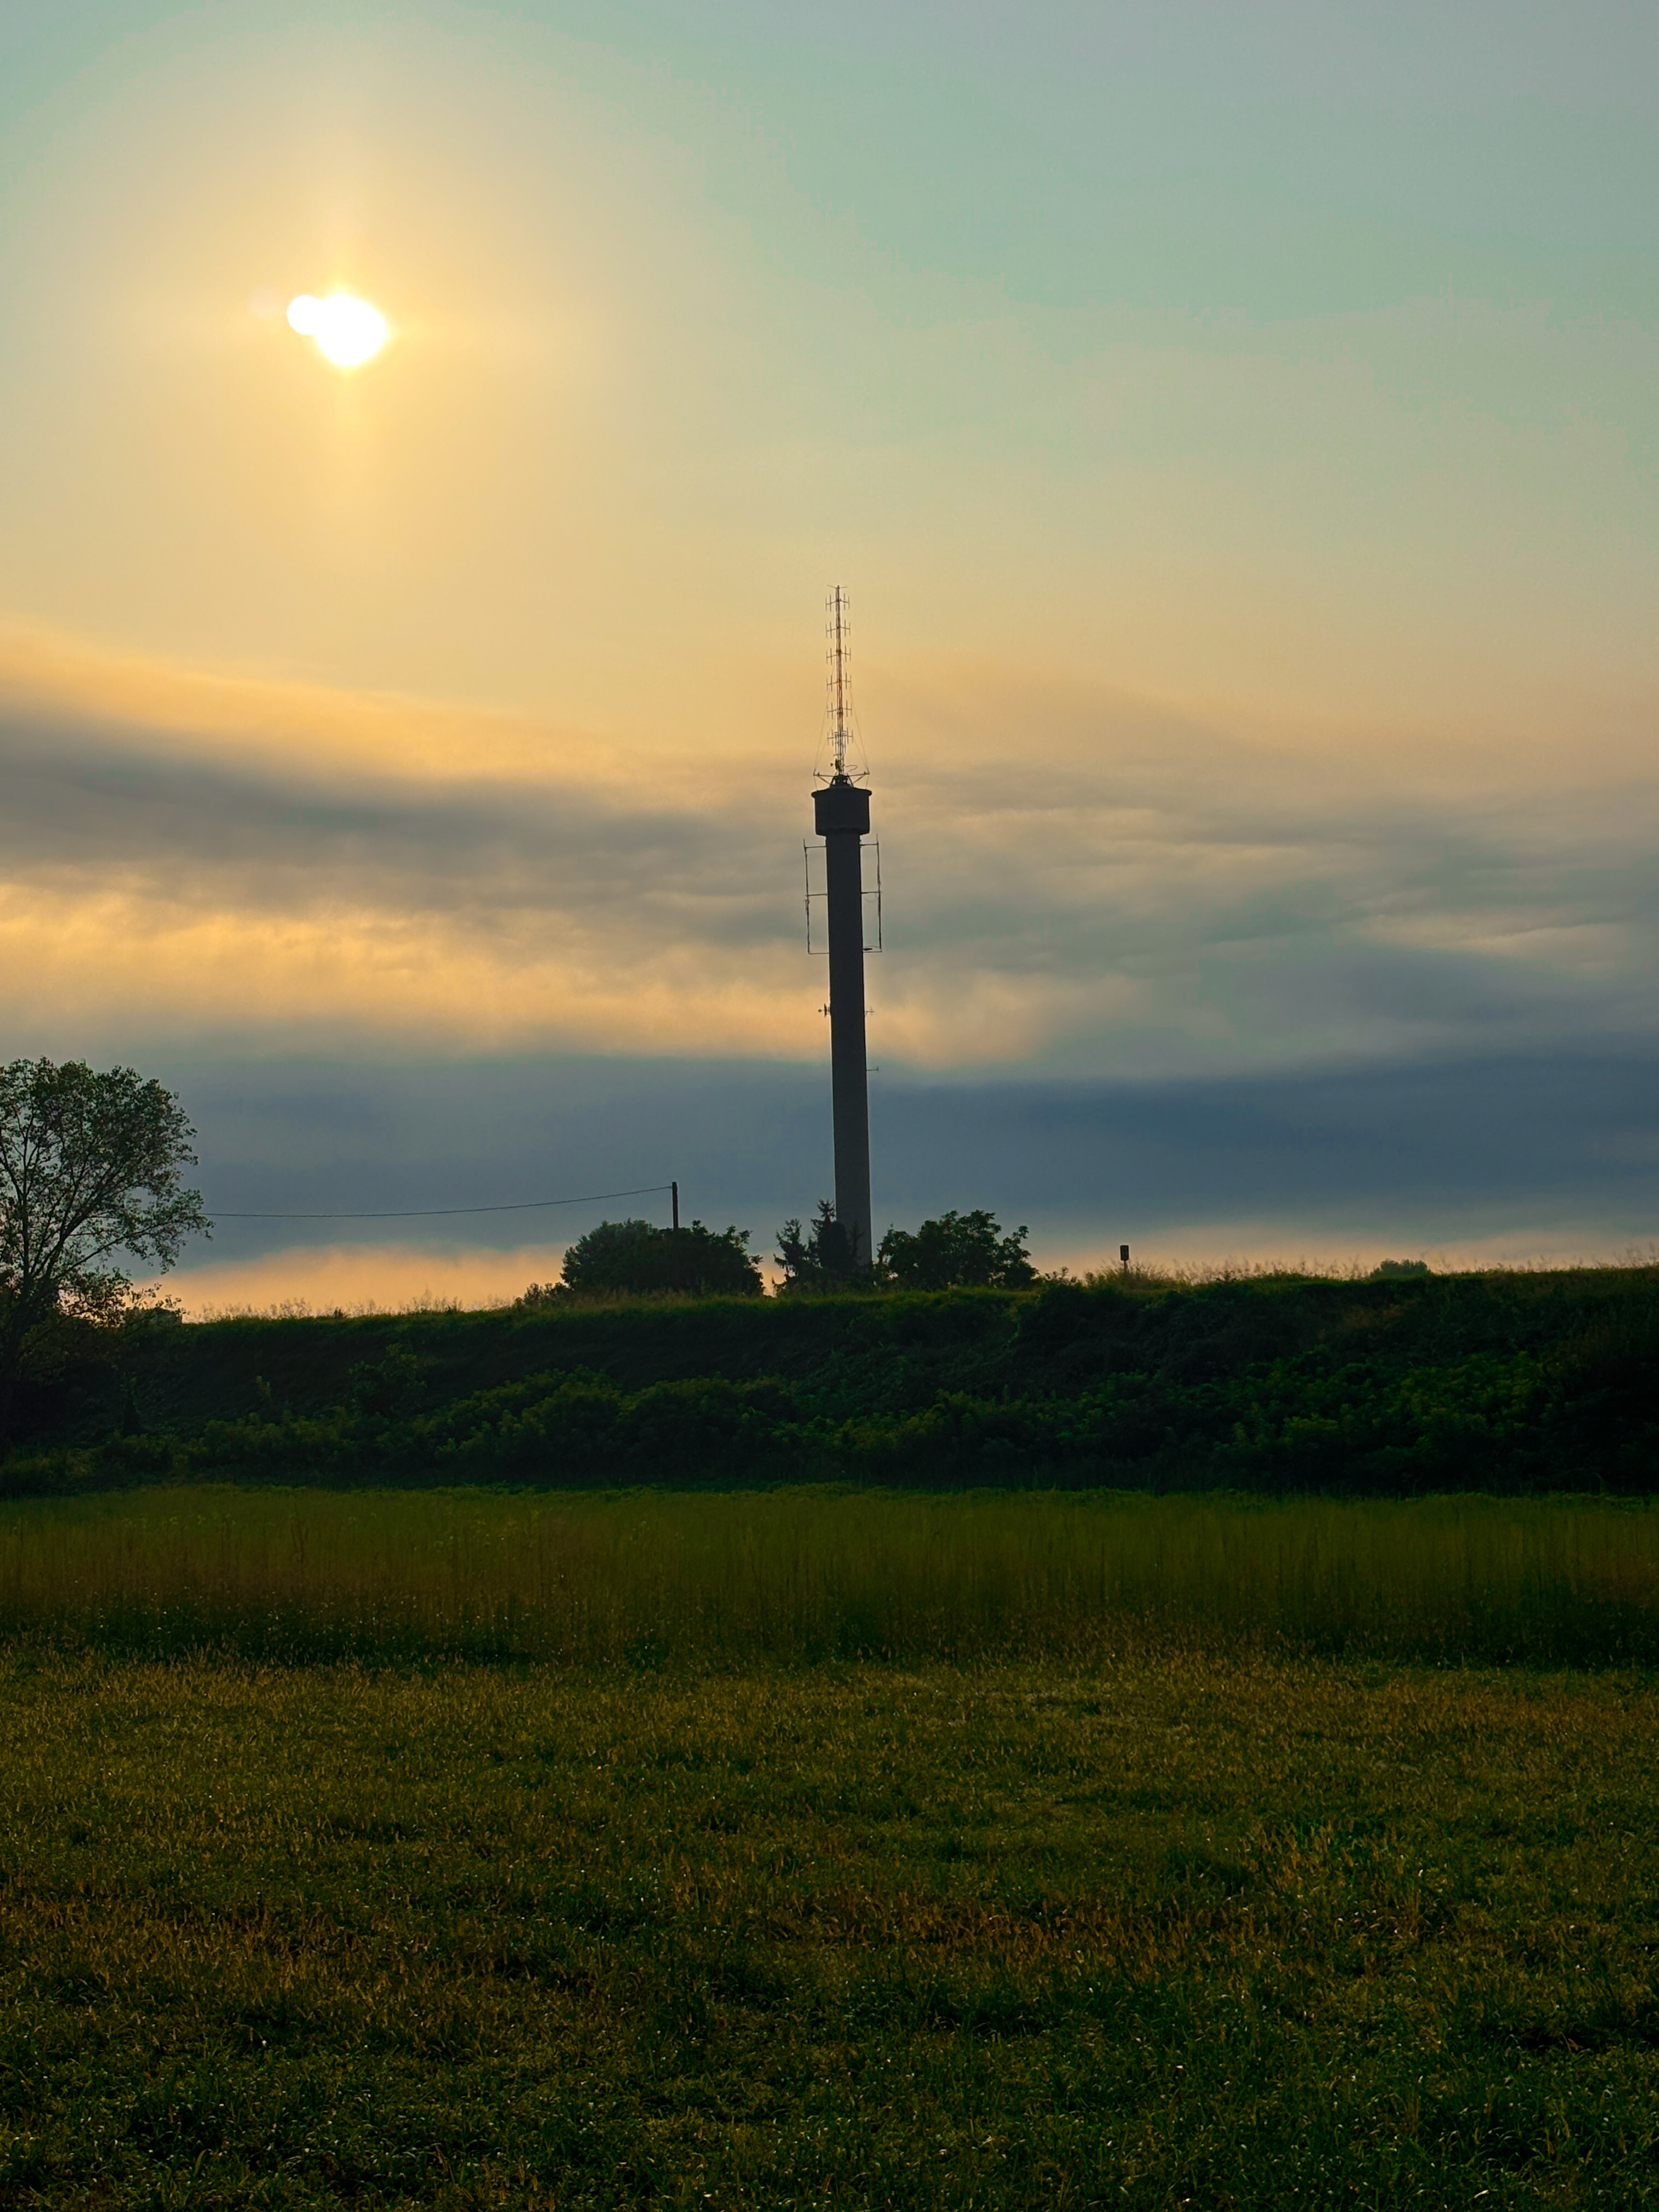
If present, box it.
[9,1265,1659,1496]
[522,1204,1039,1299]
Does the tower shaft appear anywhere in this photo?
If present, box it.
[814,774,872,1268]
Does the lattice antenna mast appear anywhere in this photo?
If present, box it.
[827,586,851,778]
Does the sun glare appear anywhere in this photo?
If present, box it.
[286,292,388,369]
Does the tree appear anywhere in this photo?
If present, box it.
[0,1059,210,1437]
[553,1217,763,1298]
[774,1200,859,1290]
[877,1209,1036,1291]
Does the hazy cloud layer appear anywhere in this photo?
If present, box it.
[154,1042,1659,1304]
[4,632,1657,1079]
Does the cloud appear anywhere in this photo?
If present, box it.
[3,623,1657,1076]
[150,1042,1659,1299]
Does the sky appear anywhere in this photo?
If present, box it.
[1,0,1655,1304]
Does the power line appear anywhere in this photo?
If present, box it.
[210,1182,675,1223]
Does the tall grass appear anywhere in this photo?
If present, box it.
[1,1486,1656,1664]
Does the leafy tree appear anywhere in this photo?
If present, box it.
[1372,1259,1431,1279]
[877,1209,1036,1291]
[554,1217,763,1298]
[0,1059,209,1438]
[775,1200,859,1290]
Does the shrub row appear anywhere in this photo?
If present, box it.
[7,1328,1652,1496]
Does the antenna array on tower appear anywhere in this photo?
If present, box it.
[827,585,851,776]
[818,585,870,785]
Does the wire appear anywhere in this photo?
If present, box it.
[211,1182,675,1222]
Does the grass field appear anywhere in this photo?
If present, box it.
[4,1489,1658,2208]
[2,1486,1658,1665]
[3,1649,1658,2208]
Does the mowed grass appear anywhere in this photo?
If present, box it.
[2,1486,1659,1663]
[2,1651,1658,2208]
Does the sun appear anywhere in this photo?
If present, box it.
[286,292,388,369]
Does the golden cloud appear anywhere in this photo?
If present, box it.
[4,618,1657,1077]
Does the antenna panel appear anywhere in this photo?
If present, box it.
[804,841,882,954]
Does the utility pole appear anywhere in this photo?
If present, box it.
[812,587,874,1269]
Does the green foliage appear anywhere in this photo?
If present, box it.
[0,1058,207,1433]
[15,1262,1659,1494]
[345,1342,425,1418]
[774,1198,858,1288]
[1372,1257,1431,1278]
[878,1207,1037,1290]
[3,1647,1659,2206]
[555,1216,763,1297]
[777,1205,1037,1293]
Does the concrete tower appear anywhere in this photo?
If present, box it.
[812,588,874,1269]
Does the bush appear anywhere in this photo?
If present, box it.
[878,1210,1036,1291]
[21,1264,1659,1497]
[553,1220,764,1299]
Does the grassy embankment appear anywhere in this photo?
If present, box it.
[14,1261,1659,1493]
[2,1641,1656,2209]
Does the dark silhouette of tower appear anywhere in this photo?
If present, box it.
[811,588,873,1268]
